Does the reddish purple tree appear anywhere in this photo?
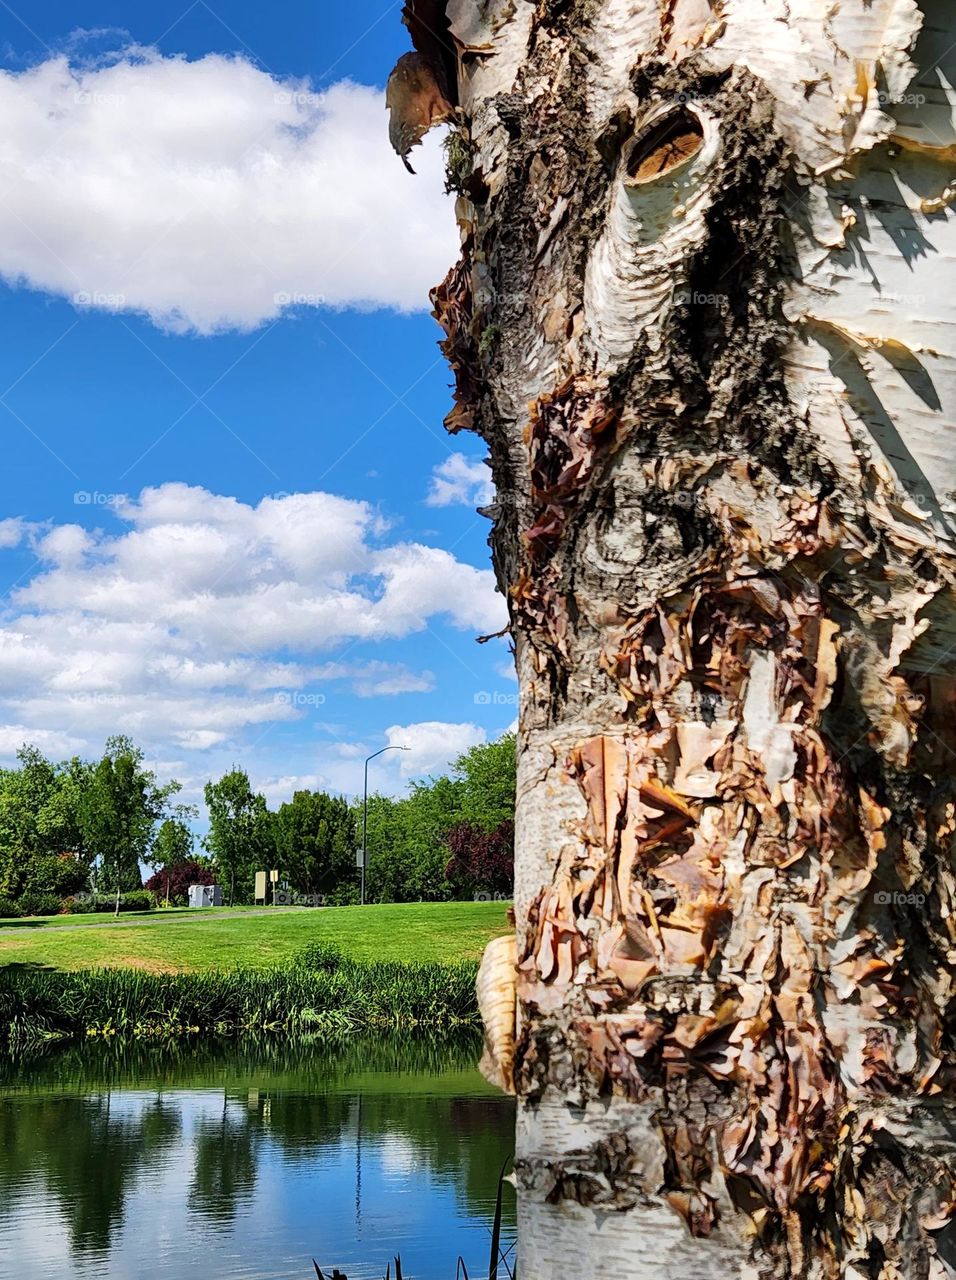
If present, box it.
[144,859,215,906]
[445,820,513,898]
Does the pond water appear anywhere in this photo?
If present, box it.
[0,1038,516,1280]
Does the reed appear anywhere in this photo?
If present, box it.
[0,946,480,1049]
[313,1161,517,1280]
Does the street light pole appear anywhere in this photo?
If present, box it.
[361,745,409,905]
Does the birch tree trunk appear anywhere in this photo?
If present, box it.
[389,2,956,1275]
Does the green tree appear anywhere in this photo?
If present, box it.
[0,746,60,898]
[203,769,272,905]
[273,790,356,898]
[151,814,196,867]
[454,733,516,832]
[403,773,466,898]
[81,736,180,908]
[360,792,408,903]
[36,757,96,865]
[358,735,517,903]
[362,774,462,902]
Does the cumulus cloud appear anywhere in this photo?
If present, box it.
[386,720,486,777]
[0,519,26,549]
[313,661,435,697]
[0,482,506,756]
[426,453,494,508]
[254,772,327,809]
[0,50,456,332]
[0,725,87,758]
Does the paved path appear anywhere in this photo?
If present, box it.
[0,907,307,938]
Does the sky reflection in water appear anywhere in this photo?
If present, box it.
[0,1038,516,1280]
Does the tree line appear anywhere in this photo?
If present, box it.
[0,733,515,916]
[202,732,515,905]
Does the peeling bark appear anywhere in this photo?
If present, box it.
[389,1,956,1275]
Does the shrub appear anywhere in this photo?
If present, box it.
[0,895,21,920]
[23,853,89,900]
[17,892,64,917]
[144,859,215,906]
[70,890,154,915]
[123,890,154,912]
[323,883,359,907]
[297,942,346,973]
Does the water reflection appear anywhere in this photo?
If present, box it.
[0,1038,516,1280]
[189,1103,259,1228]
[0,1094,182,1254]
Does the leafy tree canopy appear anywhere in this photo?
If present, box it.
[274,790,356,898]
[360,734,516,903]
[82,736,181,895]
[203,768,273,905]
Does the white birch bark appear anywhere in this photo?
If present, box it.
[390,2,956,1275]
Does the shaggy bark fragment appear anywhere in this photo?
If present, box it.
[386,51,454,175]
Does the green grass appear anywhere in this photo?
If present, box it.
[0,901,510,973]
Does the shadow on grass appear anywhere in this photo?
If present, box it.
[0,920,49,930]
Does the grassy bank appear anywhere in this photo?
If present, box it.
[0,901,509,973]
[0,945,480,1050]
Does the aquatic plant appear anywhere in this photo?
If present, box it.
[0,947,479,1049]
[312,1161,516,1280]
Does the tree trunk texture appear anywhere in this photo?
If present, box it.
[389,2,956,1276]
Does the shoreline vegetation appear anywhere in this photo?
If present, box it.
[0,944,481,1051]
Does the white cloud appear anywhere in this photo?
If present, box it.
[0,725,87,758]
[386,720,486,777]
[426,453,494,508]
[36,523,94,566]
[0,50,456,333]
[0,518,25,548]
[254,772,327,808]
[373,544,501,635]
[313,661,435,697]
[0,482,506,757]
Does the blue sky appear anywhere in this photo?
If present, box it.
[0,2,515,814]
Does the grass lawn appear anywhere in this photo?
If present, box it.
[0,901,510,973]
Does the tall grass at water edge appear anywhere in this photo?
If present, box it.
[0,943,480,1049]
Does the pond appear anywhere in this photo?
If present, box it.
[0,1038,516,1280]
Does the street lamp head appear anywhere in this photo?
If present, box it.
[365,742,410,763]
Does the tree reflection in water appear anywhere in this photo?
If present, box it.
[0,1093,181,1253]
[0,1036,515,1277]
